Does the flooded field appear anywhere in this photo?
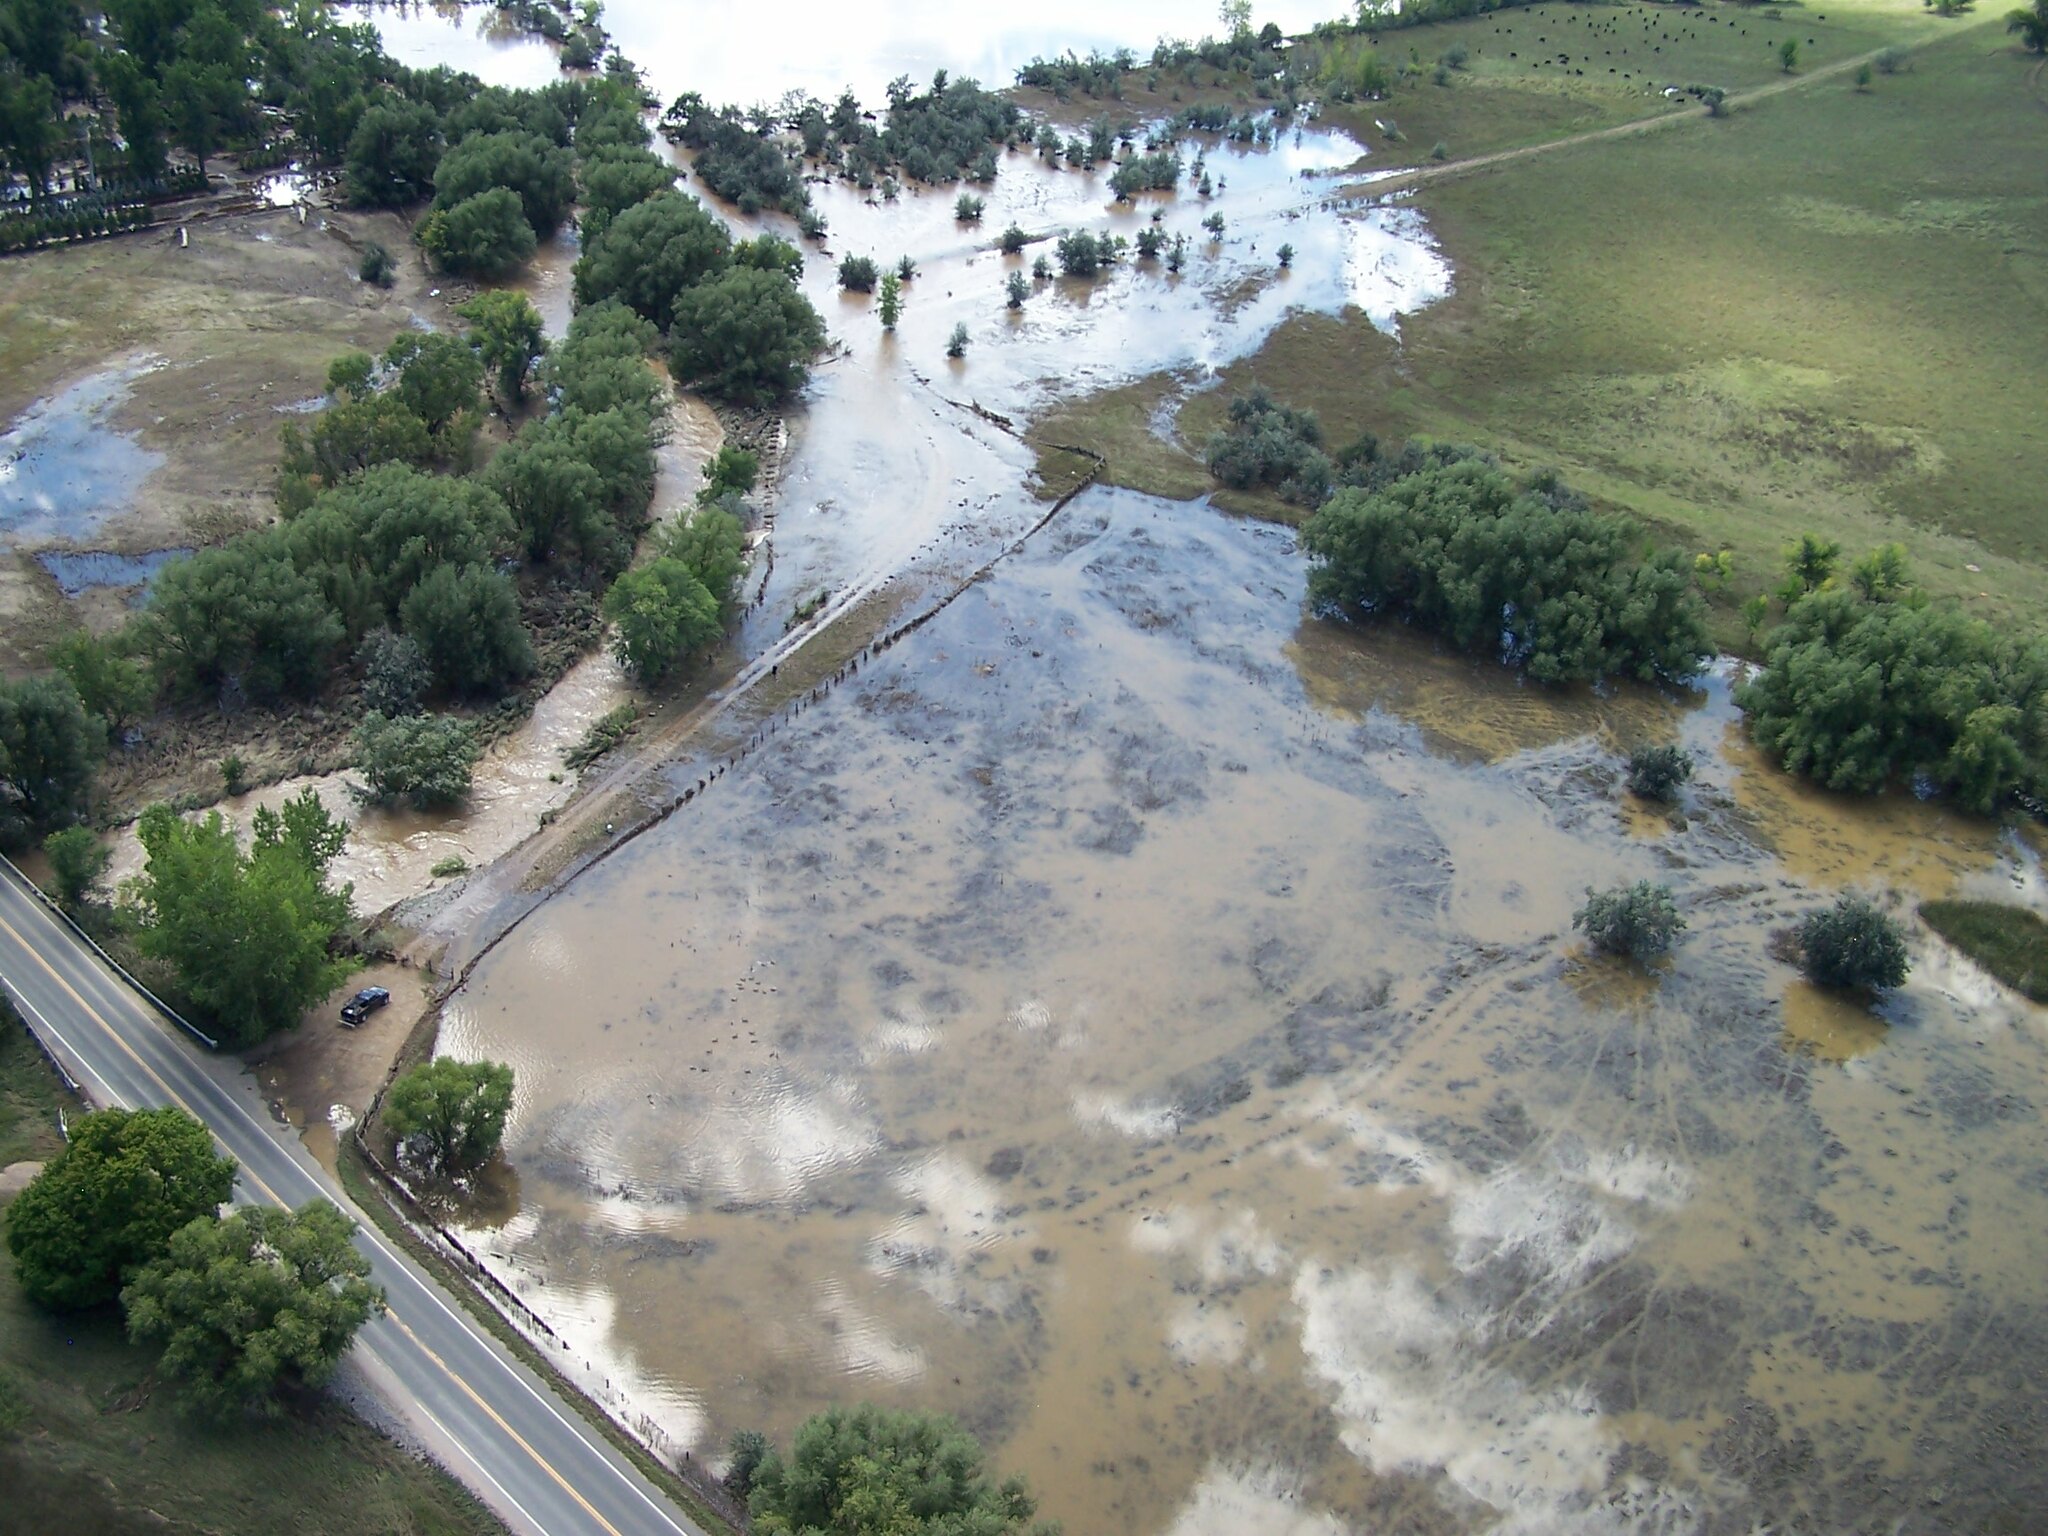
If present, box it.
[440,486,2047,1535]
[367,0,1345,108]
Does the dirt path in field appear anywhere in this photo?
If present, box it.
[1343,22,2002,200]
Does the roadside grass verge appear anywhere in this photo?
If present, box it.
[0,1013,503,1536]
[1920,901,2048,1001]
[1037,20,2046,654]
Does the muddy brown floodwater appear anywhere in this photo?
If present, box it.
[439,486,2047,1536]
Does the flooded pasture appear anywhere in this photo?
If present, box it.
[439,487,2048,1535]
[370,0,1348,109]
[0,356,165,547]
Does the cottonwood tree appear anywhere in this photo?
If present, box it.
[384,1058,516,1177]
[459,290,547,406]
[0,674,105,836]
[352,712,479,808]
[749,1405,1055,1536]
[132,789,354,1045]
[571,191,732,331]
[123,1201,383,1417]
[669,268,826,405]
[5,1106,236,1311]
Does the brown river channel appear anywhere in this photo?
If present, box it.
[343,8,2048,1532]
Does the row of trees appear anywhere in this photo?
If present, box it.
[5,1104,380,1416]
[2,0,416,199]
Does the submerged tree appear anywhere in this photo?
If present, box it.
[384,1058,516,1176]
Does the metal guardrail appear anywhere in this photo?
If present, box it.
[0,853,220,1050]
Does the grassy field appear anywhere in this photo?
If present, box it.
[1035,3,2046,653]
[0,1005,505,1536]
[1920,901,2048,1000]
[1309,0,1952,167]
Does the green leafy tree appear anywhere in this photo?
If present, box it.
[878,269,903,329]
[325,350,377,402]
[734,234,805,281]
[576,144,677,248]
[284,463,516,641]
[1005,272,1029,309]
[571,191,732,332]
[750,1405,1054,1536]
[1799,894,1910,992]
[669,267,826,405]
[1779,38,1799,71]
[1205,387,1331,506]
[357,628,431,716]
[604,558,722,683]
[700,445,760,499]
[2010,0,2048,51]
[49,634,150,741]
[489,419,614,566]
[1784,533,1841,594]
[352,712,479,808]
[418,188,540,280]
[946,322,970,358]
[0,71,60,199]
[1301,458,1710,684]
[1574,882,1685,959]
[383,1058,515,1177]
[344,98,442,208]
[432,129,576,238]
[459,290,547,405]
[838,254,879,293]
[399,562,534,698]
[1849,542,1911,602]
[44,825,111,909]
[132,791,354,1045]
[0,674,107,835]
[123,1200,382,1417]
[278,392,435,496]
[4,1107,236,1312]
[1626,744,1693,802]
[1737,589,2048,811]
[385,333,484,438]
[661,504,748,615]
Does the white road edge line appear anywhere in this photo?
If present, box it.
[1,889,699,1536]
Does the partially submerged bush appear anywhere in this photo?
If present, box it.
[1575,882,1685,958]
[1798,895,1910,993]
[1626,744,1694,802]
[1204,387,1331,507]
[1302,458,1710,685]
[1737,587,2047,813]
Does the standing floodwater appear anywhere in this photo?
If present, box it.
[441,487,2047,1535]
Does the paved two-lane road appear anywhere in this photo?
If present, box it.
[0,857,705,1536]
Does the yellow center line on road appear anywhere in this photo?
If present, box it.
[0,909,630,1536]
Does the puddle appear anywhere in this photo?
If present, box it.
[437,487,2046,1535]
[0,357,166,546]
[34,547,191,601]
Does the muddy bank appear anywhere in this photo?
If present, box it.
[0,204,465,676]
[435,484,2046,1535]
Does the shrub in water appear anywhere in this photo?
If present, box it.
[1626,744,1693,802]
[1799,895,1910,992]
[1575,882,1685,958]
